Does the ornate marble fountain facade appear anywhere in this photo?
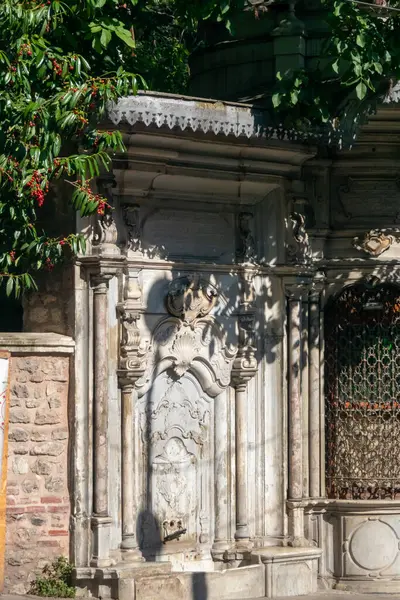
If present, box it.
[6,90,400,599]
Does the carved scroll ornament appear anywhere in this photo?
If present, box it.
[119,309,148,379]
[286,212,312,265]
[353,230,394,257]
[166,274,217,326]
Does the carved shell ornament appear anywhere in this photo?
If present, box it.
[166,274,217,326]
[353,230,394,257]
[171,332,200,377]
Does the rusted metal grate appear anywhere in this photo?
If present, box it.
[325,283,400,499]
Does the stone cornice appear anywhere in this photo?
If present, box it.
[0,333,75,354]
[106,92,344,146]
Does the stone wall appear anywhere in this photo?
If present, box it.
[23,266,75,337]
[4,349,71,594]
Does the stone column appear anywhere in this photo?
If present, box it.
[91,274,112,567]
[232,311,257,549]
[234,379,250,543]
[286,284,310,546]
[119,379,143,559]
[288,291,302,501]
[309,289,321,499]
[117,297,147,560]
[212,392,230,552]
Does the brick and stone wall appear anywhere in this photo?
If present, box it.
[0,336,73,595]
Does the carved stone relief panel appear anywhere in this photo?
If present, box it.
[138,372,213,551]
[341,514,400,578]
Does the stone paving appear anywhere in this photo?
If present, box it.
[2,593,399,600]
[271,595,399,600]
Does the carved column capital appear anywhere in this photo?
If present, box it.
[231,354,257,389]
[285,279,313,302]
[91,273,113,294]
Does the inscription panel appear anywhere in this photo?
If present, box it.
[332,177,400,227]
[142,209,234,262]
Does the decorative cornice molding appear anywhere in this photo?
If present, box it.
[107,93,348,146]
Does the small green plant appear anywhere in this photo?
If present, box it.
[29,556,75,598]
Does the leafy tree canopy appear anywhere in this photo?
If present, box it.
[0,0,398,296]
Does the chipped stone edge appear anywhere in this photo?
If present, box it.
[0,333,75,354]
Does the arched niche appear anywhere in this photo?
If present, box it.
[135,314,236,559]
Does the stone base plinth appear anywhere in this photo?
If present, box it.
[74,562,265,600]
[253,546,322,598]
[323,500,400,594]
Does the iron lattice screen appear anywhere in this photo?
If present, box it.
[325,283,400,500]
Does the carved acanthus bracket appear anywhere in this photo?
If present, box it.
[353,230,395,257]
[92,175,119,256]
[286,212,312,265]
[166,274,217,326]
[118,309,148,381]
[122,204,141,253]
[232,268,258,387]
[118,269,149,385]
[231,312,257,387]
[236,212,256,264]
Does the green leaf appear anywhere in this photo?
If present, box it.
[356,81,368,100]
[114,28,135,48]
[272,93,281,108]
[6,277,14,297]
[100,28,112,48]
[356,33,366,48]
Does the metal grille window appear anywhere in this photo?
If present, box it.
[325,283,400,500]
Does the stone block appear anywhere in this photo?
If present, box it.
[254,546,321,598]
[52,428,68,440]
[31,458,53,475]
[30,442,64,456]
[26,399,41,409]
[31,431,47,442]
[134,574,185,600]
[45,476,64,492]
[22,479,39,494]
[12,457,29,475]
[31,514,47,527]
[30,372,44,383]
[34,410,61,425]
[11,384,29,398]
[48,397,62,409]
[9,428,29,442]
[9,409,31,424]
[12,444,29,455]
